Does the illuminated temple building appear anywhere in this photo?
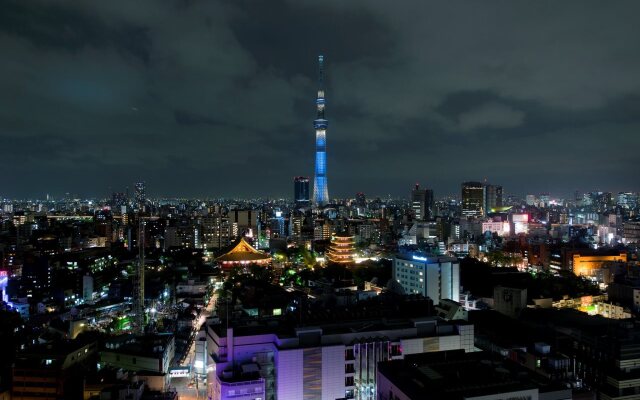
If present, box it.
[327,233,355,264]
[216,238,271,268]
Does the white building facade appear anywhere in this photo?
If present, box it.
[206,318,474,400]
[393,254,460,302]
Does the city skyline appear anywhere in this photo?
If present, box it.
[4,3,640,400]
[2,1,640,198]
[1,184,638,202]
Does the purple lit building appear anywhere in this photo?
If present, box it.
[205,317,474,400]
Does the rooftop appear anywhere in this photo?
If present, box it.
[216,238,271,263]
[395,252,458,263]
[210,314,468,344]
[14,336,98,369]
[102,333,174,357]
[379,350,568,400]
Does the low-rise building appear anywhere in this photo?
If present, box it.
[435,299,468,321]
[377,350,572,400]
[493,286,528,318]
[12,338,98,400]
[206,317,474,400]
[176,279,207,296]
[595,302,632,319]
[573,252,627,276]
[100,334,175,391]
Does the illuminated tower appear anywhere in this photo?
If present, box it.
[313,55,329,206]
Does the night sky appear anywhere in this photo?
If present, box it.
[2,1,640,199]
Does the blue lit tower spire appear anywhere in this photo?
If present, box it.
[313,55,329,206]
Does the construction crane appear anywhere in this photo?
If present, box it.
[132,213,159,335]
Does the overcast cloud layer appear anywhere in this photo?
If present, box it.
[2,0,639,199]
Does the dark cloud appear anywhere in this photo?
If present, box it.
[457,102,525,131]
[0,0,152,63]
[1,0,640,199]
[229,0,396,77]
[174,110,219,126]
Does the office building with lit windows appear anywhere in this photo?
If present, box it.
[134,181,146,205]
[393,254,460,303]
[617,192,639,209]
[411,184,434,221]
[461,181,484,218]
[294,176,310,207]
[483,184,503,215]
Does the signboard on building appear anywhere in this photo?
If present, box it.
[169,366,190,378]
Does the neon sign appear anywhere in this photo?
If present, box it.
[412,255,428,262]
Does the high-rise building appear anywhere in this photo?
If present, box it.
[111,192,126,209]
[623,221,640,244]
[313,55,329,206]
[590,191,612,211]
[461,181,484,218]
[201,215,231,249]
[411,184,434,221]
[355,192,366,208]
[289,211,304,240]
[484,184,503,214]
[313,218,332,241]
[229,209,258,238]
[617,192,638,209]
[270,209,286,238]
[526,194,537,206]
[22,255,51,294]
[539,193,550,208]
[134,181,146,205]
[294,176,310,207]
[393,253,460,302]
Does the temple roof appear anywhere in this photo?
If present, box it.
[216,238,271,263]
